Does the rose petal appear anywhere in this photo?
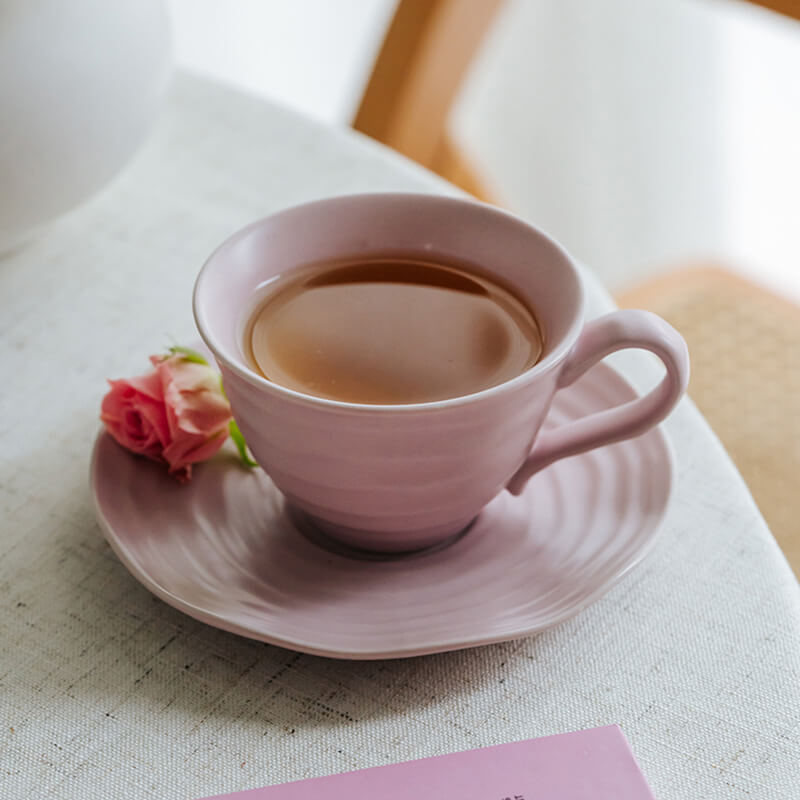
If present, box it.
[126,368,165,402]
[162,429,229,474]
[102,354,234,482]
[154,355,233,475]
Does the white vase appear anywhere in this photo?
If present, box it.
[0,0,172,252]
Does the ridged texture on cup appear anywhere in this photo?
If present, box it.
[220,363,555,551]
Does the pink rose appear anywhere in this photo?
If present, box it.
[101,353,233,482]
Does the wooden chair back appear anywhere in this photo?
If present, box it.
[353,0,503,200]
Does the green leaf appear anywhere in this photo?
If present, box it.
[229,419,258,468]
[167,345,208,365]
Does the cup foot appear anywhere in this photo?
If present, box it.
[287,506,476,559]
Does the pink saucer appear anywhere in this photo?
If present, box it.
[91,362,674,660]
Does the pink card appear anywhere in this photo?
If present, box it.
[201,725,656,799]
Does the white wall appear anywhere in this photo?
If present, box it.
[455,0,728,291]
[720,3,800,298]
[167,0,395,124]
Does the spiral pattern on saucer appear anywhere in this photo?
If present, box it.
[91,362,673,659]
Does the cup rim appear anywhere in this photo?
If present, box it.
[193,192,586,413]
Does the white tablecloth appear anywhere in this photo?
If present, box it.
[1,75,798,800]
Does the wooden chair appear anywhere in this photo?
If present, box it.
[749,0,800,19]
[621,1,800,576]
[353,0,504,201]
[353,0,799,199]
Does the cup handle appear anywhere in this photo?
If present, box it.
[506,309,689,495]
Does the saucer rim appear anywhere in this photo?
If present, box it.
[90,363,676,660]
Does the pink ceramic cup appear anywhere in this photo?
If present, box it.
[194,194,689,553]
